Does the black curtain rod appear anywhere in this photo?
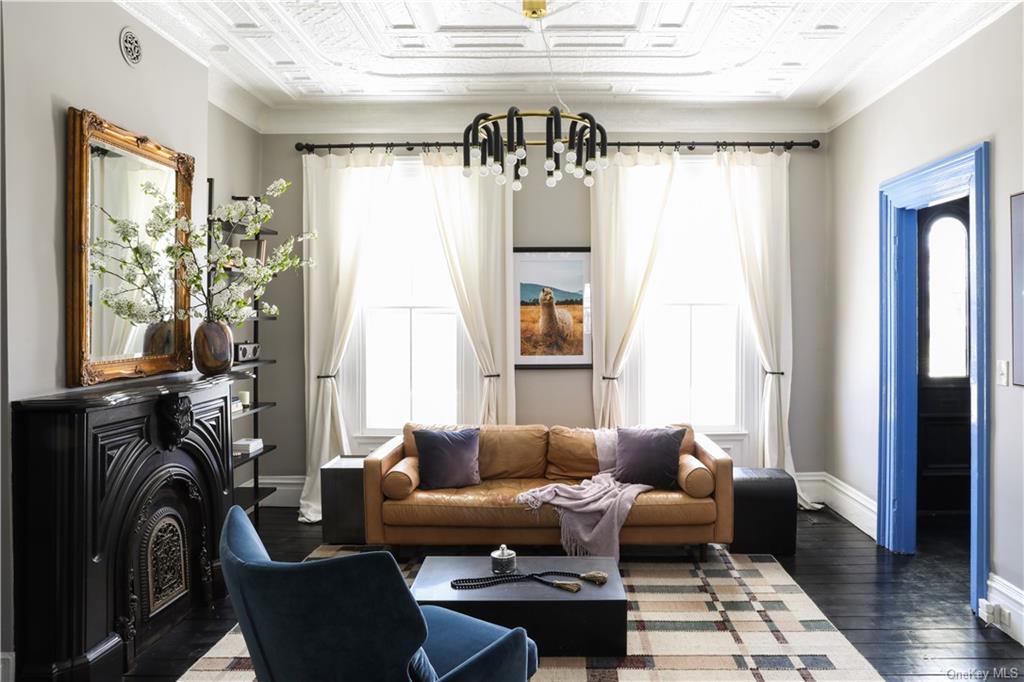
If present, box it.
[293,139,820,154]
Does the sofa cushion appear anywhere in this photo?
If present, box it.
[678,454,714,498]
[382,457,420,500]
[414,428,481,490]
[545,426,599,480]
[479,425,549,480]
[404,423,549,480]
[615,426,686,489]
[382,479,716,528]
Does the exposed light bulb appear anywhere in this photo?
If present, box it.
[512,180,523,191]
[470,147,481,160]
[573,167,585,179]
[600,156,610,169]
[585,159,597,172]
[553,140,565,154]
[462,167,473,178]
[505,153,517,166]
[519,165,529,177]
[515,147,527,160]
[583,175,595,187]
[545,176,557,188]
[553,170,563,181]
[491,163,503,175]
[565,161,576,173]
[566,150,577,163]
[495,174,507,186]
[479,166,489,177]
[544,158,556,172]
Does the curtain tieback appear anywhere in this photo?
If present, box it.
[602,375,619,381]
[483,373,500,379]
[765,371,785,376]
[316,372,338,380]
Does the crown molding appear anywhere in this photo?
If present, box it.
[254,99,830,135]
[208,69,268,133]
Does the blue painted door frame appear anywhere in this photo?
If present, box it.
[877,142,990,611]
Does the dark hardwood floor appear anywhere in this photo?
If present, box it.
[127,507,1024,681]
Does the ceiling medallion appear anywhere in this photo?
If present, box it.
[461,109,607,191]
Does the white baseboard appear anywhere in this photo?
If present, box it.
[987,573,1024,646]
[236,475,304,508]
[796,471,877,540]
[1,652,14,682]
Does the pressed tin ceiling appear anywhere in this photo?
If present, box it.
[121,1,1015,110]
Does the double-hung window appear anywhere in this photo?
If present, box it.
[343,157,478,447]
[623,157,759,463]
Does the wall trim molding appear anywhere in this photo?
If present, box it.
[796,472,878,540]
[987,573,1024,646]
[1,652,15,682]
[236,475,304,508]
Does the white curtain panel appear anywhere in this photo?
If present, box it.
[715,151,820,509]
[590,151,678,428]
[298,151,393,523]
[421,151,515,424]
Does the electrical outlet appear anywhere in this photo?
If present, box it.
[997,360,1010,386]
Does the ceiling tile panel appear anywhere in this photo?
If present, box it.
[119,0,1018,107]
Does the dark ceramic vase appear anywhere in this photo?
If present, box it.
[194,320,233,376]
[143,320,174,355]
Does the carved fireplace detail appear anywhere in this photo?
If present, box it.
[12,375,233,681]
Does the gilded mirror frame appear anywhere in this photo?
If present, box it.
[66,107,194,386]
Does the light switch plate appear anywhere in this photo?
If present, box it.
[997,360,1010,386]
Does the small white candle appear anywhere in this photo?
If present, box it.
[237,390,251,407]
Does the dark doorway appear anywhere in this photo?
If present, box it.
[916,196,971,520]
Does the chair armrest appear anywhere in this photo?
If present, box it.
[695,433,733,544]
[438,626,532,682]
[363,435,404,544]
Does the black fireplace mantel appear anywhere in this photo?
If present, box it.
[12,372,234,681]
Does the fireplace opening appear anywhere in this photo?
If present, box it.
[120,472,215,665]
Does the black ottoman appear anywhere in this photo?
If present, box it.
[730,467,797,556]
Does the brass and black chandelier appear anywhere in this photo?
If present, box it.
[461,107,607,191]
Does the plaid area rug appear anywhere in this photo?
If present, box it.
[180,546,880,681]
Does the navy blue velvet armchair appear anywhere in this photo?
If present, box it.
[220,506,538,681]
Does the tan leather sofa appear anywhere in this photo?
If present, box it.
[363,424,733,548]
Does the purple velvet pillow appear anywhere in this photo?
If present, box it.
[614,426,686,489]
[413,428,481,490]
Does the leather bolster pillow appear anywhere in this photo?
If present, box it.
[382,457,420,500]
[678,454,714,498]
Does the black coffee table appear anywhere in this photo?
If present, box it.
[411,555,626,656]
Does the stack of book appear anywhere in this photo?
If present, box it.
[232,438,263,455]
[231,396,243,414]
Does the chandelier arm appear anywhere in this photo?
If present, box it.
[545,116,554,163]
[462,123,474,168]
[595,123,608,158]
[469,113,490,146]
[506,107,520,158]
[579,112,597,165]
[490,121,504,169]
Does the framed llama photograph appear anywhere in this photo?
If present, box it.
[1013,192,1024,385]
[514,247,592,369]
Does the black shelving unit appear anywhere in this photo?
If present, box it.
[208,179,280,529]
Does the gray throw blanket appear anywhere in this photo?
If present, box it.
[515,429,651,560]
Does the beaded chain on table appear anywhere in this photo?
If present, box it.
[450,570,609,593]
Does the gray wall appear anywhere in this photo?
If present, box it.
[828,6,1024,589]
[0,2,256,657]
[256,130,833,478]
[207,103,265,482]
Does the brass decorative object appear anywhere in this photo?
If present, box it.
[522,0,547,19]
[146,515,188,615]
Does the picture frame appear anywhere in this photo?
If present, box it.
[513,247,592,369]
[1012,192,1024,385]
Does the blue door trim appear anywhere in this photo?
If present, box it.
[877,142,990,611]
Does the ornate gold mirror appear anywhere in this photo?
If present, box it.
[66,108,194,386]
